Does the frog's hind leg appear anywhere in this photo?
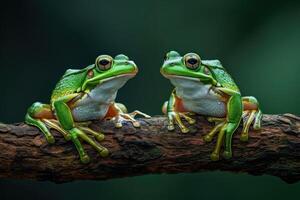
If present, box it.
[25,102,56,143]
[240,96,263,141]
[26,102,73,142]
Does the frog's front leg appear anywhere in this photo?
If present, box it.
[54,94,108,163]
[204,88,243,161]
[163,91,196,133]
[105,103,150,128]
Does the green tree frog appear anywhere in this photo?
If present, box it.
[161,51,262,161]
[25,54,150,163]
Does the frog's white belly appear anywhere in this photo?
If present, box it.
[72,76,131,121]
[170,77,227,117]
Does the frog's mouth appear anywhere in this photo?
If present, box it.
[160,66,204,82]
[162,74,200,82]
[88,73,136,97]
[82,72,136,91]
[99,73,136,83]
[166,75,207,93]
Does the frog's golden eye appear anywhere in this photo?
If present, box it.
[95,55,113,71]
[184,53,201,70]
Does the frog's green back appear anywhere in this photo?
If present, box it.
[202,60,240,92]
[50,68,88,103]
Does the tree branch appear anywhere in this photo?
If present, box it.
[0,114,299,183]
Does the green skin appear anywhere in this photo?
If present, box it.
[161,51,262,161]
[25,54,149,163]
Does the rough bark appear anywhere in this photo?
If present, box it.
[0,114,300,183]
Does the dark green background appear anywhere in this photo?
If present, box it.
[1,0,300,199]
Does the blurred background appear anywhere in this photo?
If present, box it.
[1,0,300,199]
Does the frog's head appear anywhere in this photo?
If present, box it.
[82,54,138,91]
[160,51,205,81]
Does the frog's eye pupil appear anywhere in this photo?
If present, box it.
[98,59,112,70]
[187,58,198,65]
[185,57,199,69]
[99,59,109,66]
[99,59,109,65]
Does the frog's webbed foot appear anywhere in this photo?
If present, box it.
[240,109,262,141]
[240,96,263,141]
[25,102,109,163]
[112,110,151,128]
[68,127,109,163]
[43,119,105,142]
[69,127,109,163]
[73,123,108,162]
[42,119,71,141]
[128,110,151,119]
[203,117,226,142]
[167,111,196,133]
[77,125,105,142]
[204,117,239,161]
[43,119,108,163]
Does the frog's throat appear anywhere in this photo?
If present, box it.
[81,73,136,91]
